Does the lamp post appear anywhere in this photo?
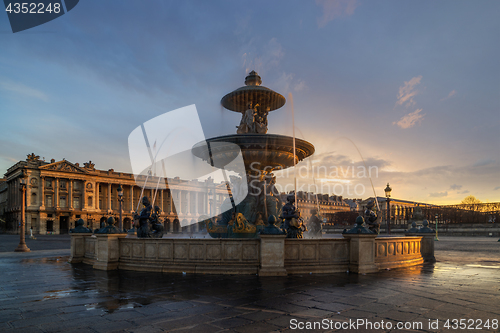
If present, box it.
[384,183,392,234]
[435,213,439,241]
[117,184,124,231]
[15,178,30,252]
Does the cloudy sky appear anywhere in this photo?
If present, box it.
[1,0,499,204]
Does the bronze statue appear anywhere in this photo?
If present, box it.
[364,200,380,234]
[70,218,92,233]
[134,196,163,238]
[280,194,307,238]
[236,103,269,134]
[307,209,322,237]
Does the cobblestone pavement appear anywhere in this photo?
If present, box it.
[0,236,498,332]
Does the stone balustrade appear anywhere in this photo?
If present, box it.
[72,232,433,276]
[374,236,424,270]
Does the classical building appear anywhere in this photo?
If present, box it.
[360,197,435,226]
[281,191,351,222]
[1,154,230,235]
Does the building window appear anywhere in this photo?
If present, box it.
[60,180,66,190]
[45,179,52,188]
[31,193,37,205]
[99,199,102,209]
[46,195,53,207]
[73,197,80,209]
[46,220,53,232]
[88,196,93,207]
[74,181,80,191]
[60,196,66,208]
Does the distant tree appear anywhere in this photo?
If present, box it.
[461,195,481,205]
[461,195,482,211]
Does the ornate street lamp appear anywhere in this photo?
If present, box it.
[384,183,392,235]
[435,213,439,241]
[117,184,124,231]
[15,178,30,252]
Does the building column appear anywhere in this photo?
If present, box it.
[160,190,164,213]
[69,180,73,209]
[40,177,45,209]
[82,181,86,210]
[186,191,191,215]
[129,185,132,212]
[205,192,209,215]
[177,190,182,217]
[55,178,60,208]
[193,192,197,215]
[95,182,99,210]
[107,183,112,211]
[169,190,173,214]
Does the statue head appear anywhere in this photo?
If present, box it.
[287,193,295,204]
[75,218,85,227]
[366,200,375,209]
[142,196,150,206]
[411,221,417,228]
[355,216,364,226]
[107,217,115,226]
[422,220,429,227]
[267,215,277,226]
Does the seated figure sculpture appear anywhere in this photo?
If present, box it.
[133,197,165,238]
[307,209,322,237]
[236,103,269,134]
[364,200,380,234]
[280,194,307,238]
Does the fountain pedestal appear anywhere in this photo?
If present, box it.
[342,234,379,274]
[405,233,436,262]
[69,234,92,263]
[94,234,127,270]
[259,235,287,276]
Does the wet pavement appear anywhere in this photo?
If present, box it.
[0,236,498,332]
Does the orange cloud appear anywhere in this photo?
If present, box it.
[396,75,422,107]
[393,108,425,129]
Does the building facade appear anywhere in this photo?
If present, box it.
[360,197,435,225]
[281,191,351,222]
[1,154,229,234]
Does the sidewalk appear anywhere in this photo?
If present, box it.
[0,235,498,332]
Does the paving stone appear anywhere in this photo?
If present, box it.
[0,236,499,332]
[10,314,60,328]
[237,310,282,322]
[154,314,216,330]
[210,317,253,329]
[339,309,377,319]
[172,323,224,333]
[233,321,281,333]
[291,308,333,318]
[125,325,165,333]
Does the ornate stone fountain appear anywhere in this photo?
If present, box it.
[71,71,432,275]
[192,71,315,238]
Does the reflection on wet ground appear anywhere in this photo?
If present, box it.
[0,237,498,332]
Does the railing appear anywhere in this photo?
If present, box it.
[374,236,423,269]
[284,238,350,274]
